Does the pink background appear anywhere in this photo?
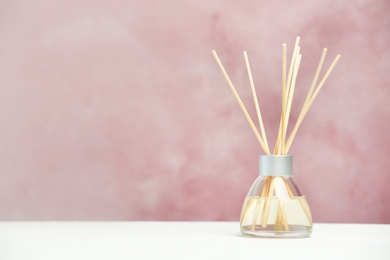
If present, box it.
[0,0,389,223]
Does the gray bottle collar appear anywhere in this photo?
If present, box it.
[259,155,292,176]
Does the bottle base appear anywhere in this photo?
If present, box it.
[240,225,312,238]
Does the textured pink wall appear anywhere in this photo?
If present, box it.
[0,0,389,223]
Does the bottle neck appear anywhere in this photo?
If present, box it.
[259,155,292,176]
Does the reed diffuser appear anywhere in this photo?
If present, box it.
[212,37,341,238]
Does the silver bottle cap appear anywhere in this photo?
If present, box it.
[259,155,292,176]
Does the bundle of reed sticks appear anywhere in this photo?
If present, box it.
[212,37,341,232]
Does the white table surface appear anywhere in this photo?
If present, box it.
[1,222,389,260]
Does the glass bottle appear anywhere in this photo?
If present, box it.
[240,155,312,238]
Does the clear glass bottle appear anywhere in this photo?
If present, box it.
[240,155,312,238]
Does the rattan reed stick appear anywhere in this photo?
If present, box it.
[211,50,270,154]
